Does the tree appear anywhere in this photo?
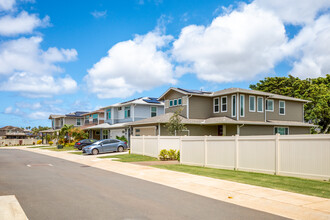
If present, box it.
[69,127,89,141]
[59,124,74,142]
[250,75,330,133]
[166,109,187,136]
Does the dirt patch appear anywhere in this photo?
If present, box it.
[130,160,179,166]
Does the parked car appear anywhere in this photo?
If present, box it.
[82,139,128,155]
[74,139,97,150]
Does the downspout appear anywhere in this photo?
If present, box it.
[237,93,239,121]
[237,124,245,135]
[187,94,192,119]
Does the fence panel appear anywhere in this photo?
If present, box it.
[206,137,236,169]
[144,137,158,157]
[130,137,143,155]
[181,137,205,166]
[158,136,180,152]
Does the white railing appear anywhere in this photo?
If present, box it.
[130,134,330,180]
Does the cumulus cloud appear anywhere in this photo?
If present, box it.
[0,0,15,11]
[85,31,175,98]
[172,3,287,83]
[254,0,330,24]
[0,11,49,36]
[91,10,107,18]
[288,15,330,78]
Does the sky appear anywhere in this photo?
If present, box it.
[0,0,329,128]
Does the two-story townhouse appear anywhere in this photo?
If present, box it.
[49,111,88,130]
[85,97,164,140]
[80,110,106,139]
[129,87,314,136]
[0,126,28,139]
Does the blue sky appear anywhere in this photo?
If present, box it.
[0,0,329,128]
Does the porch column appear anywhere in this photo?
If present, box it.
[100,128,103,140]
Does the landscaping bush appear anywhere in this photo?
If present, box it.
[116,135,128,143]
[159,149,169,161]
[5,144,8,146]
[168,149,177,160]
[49,141,54,145]
[58,138,65,145]
[177,150,180,162]
[37,140,42,144]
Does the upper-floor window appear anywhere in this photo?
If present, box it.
[77,118,81,126]
[118,107,122,111]
[174,99,178,106]
[169,100,173,107]
[266,99,274,111]
[257,96,263,112]
[274,127,289,135]
[213,98,219,113]
[93,114,98,123]
[125,106,130,118]
[279,101,285,115]
[178,98,182,105]
[107,109,111,119]
[249,96,256,112]
[240,94,245,117]
[221,96,227,112]
[232,95,236,117]
[151,107,157,117]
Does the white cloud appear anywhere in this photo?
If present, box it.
[172,3,287,83]
[16,102,41,110]
[27,111,51,120]
[91,10,107,18]
[0,0,15,11]
[85,31,175,98]
[288,15,330,78]
[0,11,49,36]
[254,0,330,24]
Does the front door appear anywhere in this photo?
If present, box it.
[218,125,223,136]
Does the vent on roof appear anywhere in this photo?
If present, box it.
[178,88,211,94]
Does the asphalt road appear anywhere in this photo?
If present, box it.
[0,149,288,220]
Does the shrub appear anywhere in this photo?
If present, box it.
[159,149,169,161]
[33,142,35,145]
[168,149,177,160]
[49,141,54,145]
[176,150,180,162]
[37,140,42,144]
[116,135,128,143]
[58,138,65,145]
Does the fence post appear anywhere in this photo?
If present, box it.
[235,134,239,170]
[142,135,145,156]
[179,136,182,164]
[157,135,160,158]
[275,133,280,175]
[204,136,207,167]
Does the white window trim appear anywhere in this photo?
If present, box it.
[266,99,274,112]
[178,98,182,106]
[274,127,289,135]
[221,96,227,113]
[240,94,245,117]
[257,96,263,113]
[213,97,219,113]
[249,95,256,112]
[231,95,237,117]
[150,106,157,117]
[279,101,285,115]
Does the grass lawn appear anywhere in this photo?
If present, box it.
[153,164,330,199]
[98,154,158,162]
[42,145,77,151]
[28,145,52,148]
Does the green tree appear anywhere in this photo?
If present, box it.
[59,124,74,142]
[166,109,187,136]
[250,75,330,133]
[69,127,89,141]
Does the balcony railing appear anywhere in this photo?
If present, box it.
[93,119,98,124]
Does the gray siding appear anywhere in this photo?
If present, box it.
[189,96,212,119]
[163,90,187,118]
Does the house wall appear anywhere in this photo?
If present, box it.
[163,90,187,118]
[189,96,213,119]
[240,125,310,136]
[211,95,233,118]
[133,126,157,136]
[226,124,237,136]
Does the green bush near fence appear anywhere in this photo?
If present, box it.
[159,149,179,161]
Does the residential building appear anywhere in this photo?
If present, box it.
[129,87,314,136]
[0,126,28,139]
[49,111,88,130]
[84,97,164,140]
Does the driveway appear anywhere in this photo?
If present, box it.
[0,149,285,220]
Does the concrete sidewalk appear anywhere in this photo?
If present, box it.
[0,195,28,220]
[3,146,330,220]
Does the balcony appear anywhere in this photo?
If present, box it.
[92,119,98,124]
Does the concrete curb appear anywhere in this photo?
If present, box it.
[0,195,28,220]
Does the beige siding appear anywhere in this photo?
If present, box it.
[211,95,233,118]
[160,124,217,136]
[163,90,187,118]
[133,126,156,136]
[226,124,237,136]
[289,127,310,134]
[240,125,310,136]
[189,96,212,119]
[266,100,304,122]
[243,95,265,121]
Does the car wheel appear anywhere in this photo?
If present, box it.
[92,149,99,155]
[117,146,124,152]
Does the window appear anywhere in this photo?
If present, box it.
[266,99,274,111]
[274,127,289,135]
[110,140,120,143]
[92,114,98,123]
[279,101,285,115]
[118,107,122,111]
[249,96,256,112]
[174,99,178,106]
[232,95,236,117]
[214,98,219,113]
[135,129,140,132]
[77,118,81,126]
[151,107,157,117]
[178,98,182,105]
[102,130,108,139]
[240,95,245,117]
[169,100,173,107]
[257,97,263,112]
[125,106,130,118]
[221,96,227,112]
[107,109,111,119]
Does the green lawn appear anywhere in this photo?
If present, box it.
[98,154,158,162]
[42,145,76,151]
[153,164,330,199]
[28,145,52,148]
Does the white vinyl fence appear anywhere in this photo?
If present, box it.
[130,134,330,180]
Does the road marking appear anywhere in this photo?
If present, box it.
[26,164,53,167]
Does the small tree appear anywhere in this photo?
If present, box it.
[166,109,187,136]
[59,124,74,143]
[69,127,89,142]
